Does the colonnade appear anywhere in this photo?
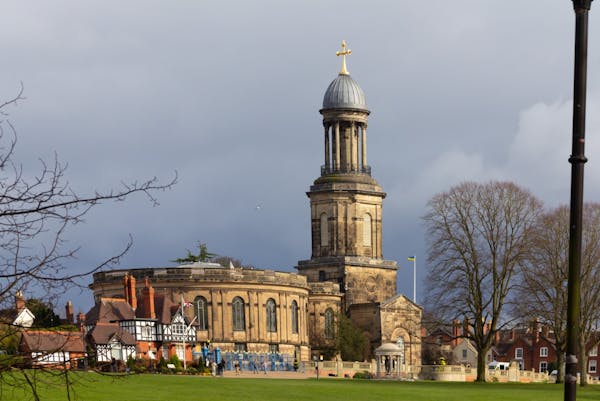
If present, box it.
[322,121,369,174]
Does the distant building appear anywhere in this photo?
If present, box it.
[20,330,85,368]
[89,42,422,370]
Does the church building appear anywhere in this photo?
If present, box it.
[87,42,421,370]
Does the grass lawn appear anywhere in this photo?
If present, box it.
[5,372,600,401]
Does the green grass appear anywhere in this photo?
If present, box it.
[5,372,600,401]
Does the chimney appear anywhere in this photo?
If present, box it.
[533,319,540,344]
[65,300,74,324]
[141,278,156,319]
[463,318,470,338]
[541,325,549,338]
[452,319,460,346]
[15,290,25,311]
[123,274,130,304]
[77,312,86,332]
[123,273,137,310]
[494,330,500,345]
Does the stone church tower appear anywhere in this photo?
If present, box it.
[297,42,398,309]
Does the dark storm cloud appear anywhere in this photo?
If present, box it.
[2,0,599,312]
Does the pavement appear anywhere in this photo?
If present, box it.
[220,370,316,379]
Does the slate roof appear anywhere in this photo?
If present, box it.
[20,330,85,353]
[85,298,135,325]
[87,323,136,346]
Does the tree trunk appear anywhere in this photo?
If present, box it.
[579,339,588,387]
[556,350,565,384]
[476,348,487,382]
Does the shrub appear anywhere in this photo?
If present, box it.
[353,371,373,380]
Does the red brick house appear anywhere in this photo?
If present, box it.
[493,322,557,373]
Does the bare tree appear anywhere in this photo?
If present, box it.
[514,204,600,385]
[513,206,569,383]
[0,87,176,396]
[423,181,543,381]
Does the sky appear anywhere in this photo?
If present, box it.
[2,0,600,316]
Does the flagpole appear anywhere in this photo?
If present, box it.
[407,256,416,303]
[413,257,416,303]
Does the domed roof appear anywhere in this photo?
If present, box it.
[322,74,368,111]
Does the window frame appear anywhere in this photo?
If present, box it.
[194,296,209,331]
[266,298,277,333]
[324,308,334,340]
[291,300,299,334]
[589,359,597,373]
[515,347,523,359]
[232,297,246,331]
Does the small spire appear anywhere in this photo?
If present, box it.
[336,40,352,75]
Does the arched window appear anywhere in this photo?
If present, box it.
[266,298,277,332]
[324,308,334,339]
[363,214,372,247]
[232,297,245,331]
[194,296,208,330]
[320,213,328,246]
[291,301,299,334]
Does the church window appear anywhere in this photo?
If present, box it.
[363,214,372,247]
[291,301,299,334]
[266,298,277,332]
[194,296,208,331]
[232,297,246,331]
[324,308,334,339]
[320,213,328,246]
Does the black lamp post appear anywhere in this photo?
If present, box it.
[566,1,592,401]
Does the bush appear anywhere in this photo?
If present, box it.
[126,355,136,372]
[169,355,182,372]
[353,371,373,380]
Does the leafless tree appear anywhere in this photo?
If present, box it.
[515,204,600,385]
[513,206,569,382]
[423,181,543,381]
[0,86,176,397]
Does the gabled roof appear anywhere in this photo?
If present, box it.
[20,330,85,353]
[86,293,180,327]
[87,323,136,346]
[13,307,35,328]
[148,295,178,325]
[85,298,135,325]
[379,294,423,310]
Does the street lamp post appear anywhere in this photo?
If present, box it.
[566,1,593,401]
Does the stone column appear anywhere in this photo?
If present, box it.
[220,290,225,341]
[209,289,215,340]
[350,122,356,171]
[247,291,253,342]
[361,125,367,171]
[324,124,330,172]
[334,122,340,172]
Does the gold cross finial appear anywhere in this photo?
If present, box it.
[336,40,352,75]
